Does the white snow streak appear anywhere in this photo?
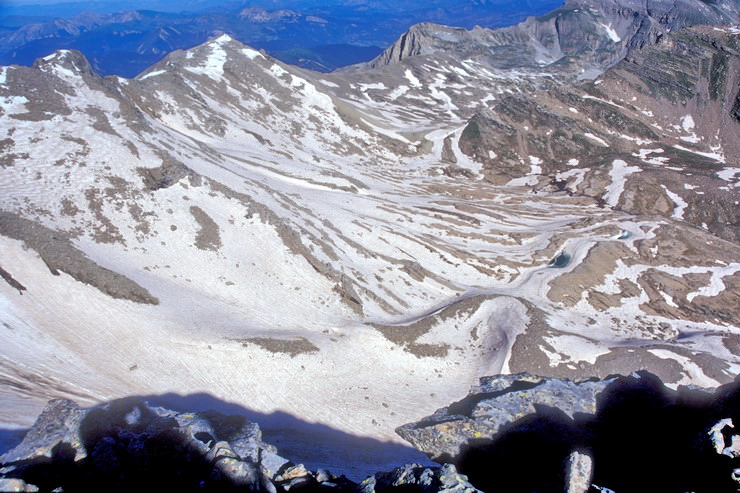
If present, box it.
[404,69,422,88]
[662,186,687,220]
[604,159,640,207]
[140,70,166,81]
[602,23,621,42]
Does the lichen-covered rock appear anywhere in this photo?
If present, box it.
[0,399,89,463]
[396,373,615,460]
[398,371,740,493]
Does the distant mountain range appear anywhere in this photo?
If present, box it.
[0,0,563,75]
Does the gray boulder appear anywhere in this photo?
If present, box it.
[0,397,287,492]
[358,463,481,493]
[0,399,89,463]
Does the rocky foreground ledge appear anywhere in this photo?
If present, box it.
[1,372,738,492]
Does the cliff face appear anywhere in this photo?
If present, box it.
[457,26,740,242]
[355,0,739,76]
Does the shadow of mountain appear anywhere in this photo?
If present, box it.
[139,392,436,480]
[0,428,27,455]
[0,391,434,486]
[2,397,254,492]
[450,372,740,493]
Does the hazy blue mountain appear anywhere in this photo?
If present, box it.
[0,0,563,75]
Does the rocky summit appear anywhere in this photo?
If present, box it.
[0,0,739,484]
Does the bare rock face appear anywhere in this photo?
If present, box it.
[357,0,739,76]
[397,371,740,492]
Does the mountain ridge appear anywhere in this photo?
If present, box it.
[351,0,739,77]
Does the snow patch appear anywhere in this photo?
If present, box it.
[584,133,608,147]
[404,69,421,88]
[717,168,739,181]
[139,70,166,81]
[0,95,29,113]
[661,186,687,220]
[633,148,668,165]
[602,23,621,42]
[185,40,229,80]
[388,86,409,101]
[604,159,640,207]
[528,156,543,174]
[686,264,740,302]
[543,334,611,366]
[620,134,652,146]
[647,350,721,388]
[567,158,579,167]
[673,144,725,163]
[242,48,264,60]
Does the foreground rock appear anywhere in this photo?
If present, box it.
[397,372,740,492]
[0,398,479,492]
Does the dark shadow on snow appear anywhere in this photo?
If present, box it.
[139,391,435,478]
[0,391,434,491]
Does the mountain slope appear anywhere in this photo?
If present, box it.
[0,8,738,478]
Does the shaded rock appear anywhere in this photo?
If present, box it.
[282,475,316,490]
[314,468,332,483]
[0,397,287,492]
[211,456,261,488]
[396,373,614,461]
[397,371,740,493]
[709,419,740,459]
[260,447,291,479]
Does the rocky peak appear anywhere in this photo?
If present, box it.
[355,0,739,77]
[31,49,98,81]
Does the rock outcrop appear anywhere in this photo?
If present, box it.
[2,372,737,492]
[397,371,740,492]
[0,398,480,492]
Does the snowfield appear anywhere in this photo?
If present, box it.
[1,28,739,477]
